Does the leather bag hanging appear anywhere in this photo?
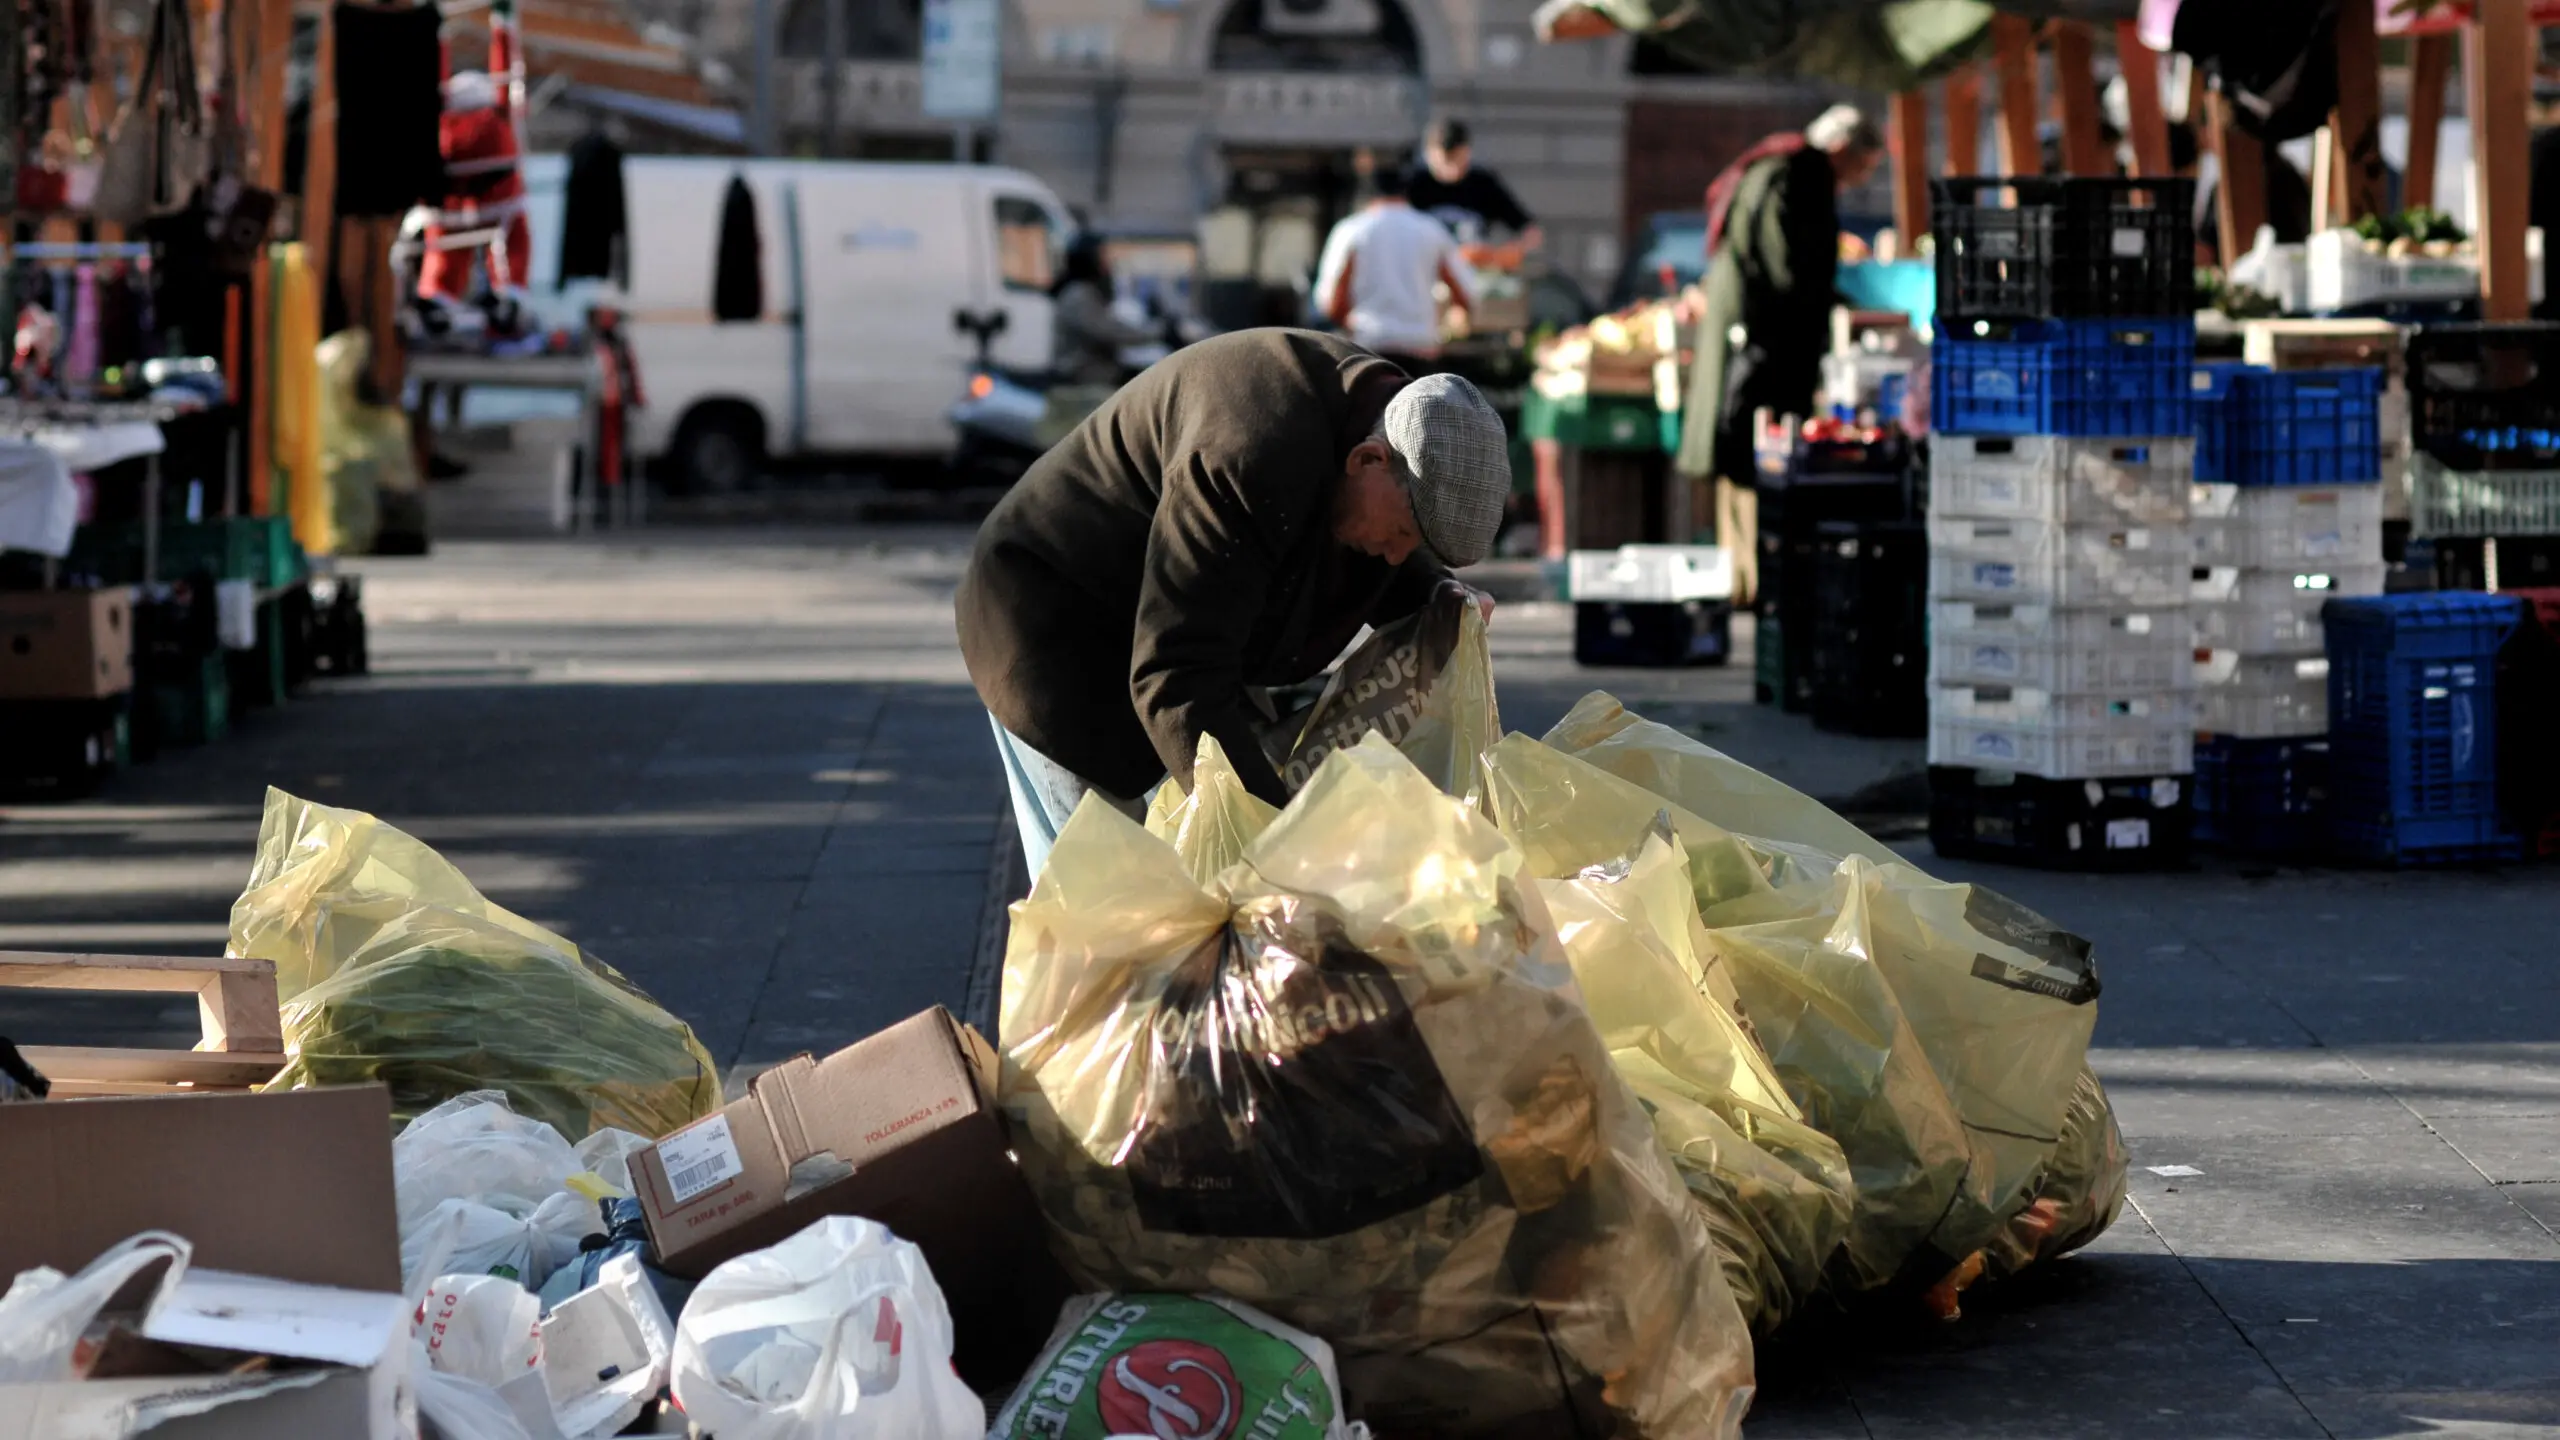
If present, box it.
[92,0,209,224]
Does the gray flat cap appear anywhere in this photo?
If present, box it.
[1382,373,1510,569]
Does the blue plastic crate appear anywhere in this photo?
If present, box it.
[2191,364,2384,485]
[1932,317,2196,436]
[2322,592,2524,865]
[2193,735,2329,855]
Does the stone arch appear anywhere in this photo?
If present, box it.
[1175,0,1455,78]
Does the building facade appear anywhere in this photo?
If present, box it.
[743,0,1856,309]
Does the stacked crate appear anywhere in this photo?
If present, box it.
[2187,363,2389,853]
[1925,177,2198,868]
[2403,323,2560,592]
[2322,593,2526,865]
[1750,424,1913,712]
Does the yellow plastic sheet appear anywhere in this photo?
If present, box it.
[270,245,328,555]
[229,788,721,1141]
[1269,581,1500,806]
[1536,823,1854,1331]
[1002,735,1753,1439]
[315,330,422,556]
[1141,733,1278,887]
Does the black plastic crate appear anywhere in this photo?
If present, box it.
[1809,520,1927,738]
[1757,475,1910,712]
[2405,323,2560,471]
[2421,536,2560,593]
[0,695,128,799]
[2193,736,2331,857]
[1928,766,2194,871]
[1932,175,2197,322]
[1573,600,1733,667]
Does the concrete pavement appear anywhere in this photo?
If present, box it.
[1,529,2552,1438]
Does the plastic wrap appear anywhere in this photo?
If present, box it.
[316,329,421,556]
[1983,1064,2129,1279]
[1001,735,1754,1439]
[1266,581,1499,805]
[1534,821,1854,1331]
[1142,733,1279,886]
[229,787,721,1141]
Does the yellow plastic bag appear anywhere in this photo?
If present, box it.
[1983,1064,2129,1280]
[229,788,721,1141]
[1535,822,1854,1331]
[316,330,422,556]
[1002,736,1753,1439]
[1267,580,1499,806]
[1141,733,1278,886]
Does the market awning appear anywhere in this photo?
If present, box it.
[560,83,749,148]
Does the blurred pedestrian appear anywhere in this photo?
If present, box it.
[1313,166,1480,375]
[1407,118,1543,250]
[957,330,1508,876]
[1050,236,1156,386]
[1676,104,1885,604]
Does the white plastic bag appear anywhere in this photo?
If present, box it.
[571,1128,651,1195]
[0,1231,190,1382]
[420,1273,545,1386]
[395,1092,605,1289]
[671,1216,983,1440]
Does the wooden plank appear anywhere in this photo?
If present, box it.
[304,6,339,312]
[2116,22,2171,178]
[0,952,274,991]
[2312,123,2342,233]
[2467,0,2534,322]
[200,968,285,1054]
[1990,14,2041,178]
[1943,69,1982,177]
[17,1047,288,1089]
[2050,20,2108,176]
[2331,0,2386,222]
[2204,88,2268,270]
[2405,34,2453,211]
[1889,90,1931,246]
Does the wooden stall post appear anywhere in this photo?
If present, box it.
[245,0,294,516]
[2404,34,2453,212]
[2203,87,2267,271]
[2050,20,2108,176]
[2330,0,2386,223]
[2466,0,2534,321]
[1943,69,1983,176]
[1990,15,2041,177]
[1890,90,1931,248]
[2116,21,2171,178]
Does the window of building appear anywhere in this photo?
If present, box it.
[995,196,1062,292]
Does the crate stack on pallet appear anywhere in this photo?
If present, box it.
[2186,363,2389,854]
[1750,419,1916,725]
[1924,176,2199,868]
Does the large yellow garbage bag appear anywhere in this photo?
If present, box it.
[1984,1064,2129,1280]
[315,330,422,556]
[1141,733,1278,886]
[229,788,721,1141]
[271,244,329,555]
[1266,580,1499,806]
[1535,822,1854,1331]
[1002,735,1755,1439]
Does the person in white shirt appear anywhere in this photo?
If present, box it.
[1313,167,1479,373]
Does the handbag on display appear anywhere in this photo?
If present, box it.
[92,0,209,224]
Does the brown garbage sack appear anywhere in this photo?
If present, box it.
[1001,735,1755,1439]
[1535,819,1854,1331]
[1983,1064,2130,1281]
[1142,733,1279,886]
[229,787,721,1141]
[1264,580,1499,806]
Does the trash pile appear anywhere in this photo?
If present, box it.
[1,603,2127,1439]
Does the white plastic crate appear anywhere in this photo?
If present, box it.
[1932,435,2193,525]
[1568,545,1735,603]
[1928,684,2196,779]
[2190,482,2387,567]
[2407,455,2560,539]
[1927,515,2191,607]
[2194,652,2331,737]
[1929,600,2192,690]
[2190,563,2387,652]
[2305,227,2547,312]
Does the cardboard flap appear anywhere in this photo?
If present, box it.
[748,1053,821,1162]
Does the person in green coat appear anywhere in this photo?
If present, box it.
[1676,105,1884,601]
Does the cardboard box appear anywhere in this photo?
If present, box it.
[0,588,132,699]
[632,1006,1072,1389]
[0,1086,414,1439]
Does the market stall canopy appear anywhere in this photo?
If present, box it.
[445,0,738,120]
[1534,0,2138,90]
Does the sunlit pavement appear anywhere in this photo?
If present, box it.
[3,529,2553,1437]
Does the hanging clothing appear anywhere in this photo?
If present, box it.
[712,174,762,322]
[559,131,627,284]
[271,243,328,551]
[332,2,445,218]
[420,71,528,298]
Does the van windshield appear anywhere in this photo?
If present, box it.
[995,197,1063,292]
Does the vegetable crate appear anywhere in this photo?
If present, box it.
[1932,317,2195,436]
[1931,176,2197,322]
[1757,472,1911,712]
[2407,454,2560,538]
[0,950,287,1095]
[2193,482,2387,568]
[2306,229,2547,317]
[2322,592,2524,865]
[1808,520,1926,738]
[2193,735,2330,857]
[1928,684,2195,780]
[1931,434,2192,526]
[2190,364,2384,486]
[2406,323,2560,472]
[1930,600,2190,691]
[2195,651,2332,739]
[2194,563,2388,652]
[1927,765,2193,871]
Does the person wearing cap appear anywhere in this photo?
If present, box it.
[957,327,1510,875]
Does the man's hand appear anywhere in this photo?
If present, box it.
[1469,586,1497,625]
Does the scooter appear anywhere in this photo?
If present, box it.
[946,308,1195,486]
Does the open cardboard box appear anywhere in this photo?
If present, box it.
[631,1005,1071,1389]
[0,1086,416,1439]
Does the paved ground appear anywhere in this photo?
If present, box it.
[3,529,2553,1437]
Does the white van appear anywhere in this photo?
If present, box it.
[518,156,1074,491]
